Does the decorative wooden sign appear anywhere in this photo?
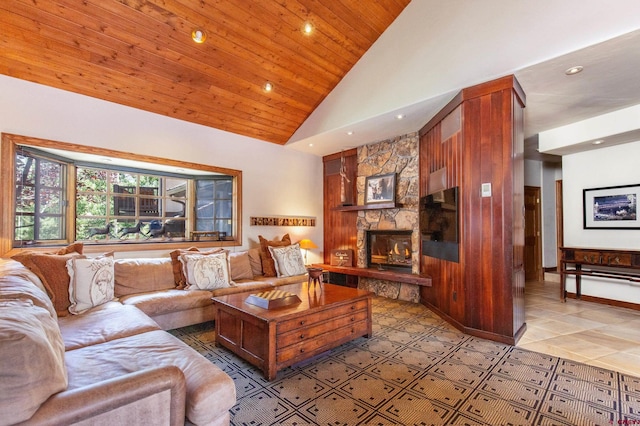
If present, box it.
[250,216,316,226]
[330,249,354,267]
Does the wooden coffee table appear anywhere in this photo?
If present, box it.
[212,282,372,380]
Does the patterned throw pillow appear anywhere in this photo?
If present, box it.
[179,252,233,290]
[268,243,307,278]
[258,234,291,277]
[66,254,115,315]
[169,247,225,289]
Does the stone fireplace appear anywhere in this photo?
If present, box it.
[366,230,413,273]
[351,133,422,302]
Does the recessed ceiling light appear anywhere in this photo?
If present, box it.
[347,131,354,136]
[263,81,274,93]
[308,143,313,147]
[191,29,207,44]
[396,114,405,120]
[592,140,604,145]
[302,21,314,35]
[565,65,583,75]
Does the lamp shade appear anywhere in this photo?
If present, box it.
[298,239,318,250]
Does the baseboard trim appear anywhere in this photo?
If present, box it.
[419,299,520,345]
[565,292,640,311]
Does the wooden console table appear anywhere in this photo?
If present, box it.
[559,247,640,302]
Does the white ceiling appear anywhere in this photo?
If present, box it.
[286,1,640,159]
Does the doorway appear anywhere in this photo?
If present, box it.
[524,186,543,281]
[556,180,563,270]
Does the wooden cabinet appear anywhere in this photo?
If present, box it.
[559,247,640,301]
[418,75,526,345]
[322,149,358,264]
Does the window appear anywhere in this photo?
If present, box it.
[14,150,67,243]
[75,167,188,240]
[195,179,233,235]
[1,134,242,255]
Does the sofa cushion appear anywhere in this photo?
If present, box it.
[64,330,236,425]
[0,258,49,294]
[169,247,224,289]
[0,299,68,425]
[252,273,308,286]
[229,251,254,281]
[247,248,263,277]
[67,254,116,315]
[11,243,84,316]
[258,234,291,277]
[210,280,273,297]
[268,243,307,277]
[119,289,213,317]
[58,302,161,350]
[180,252,233,290]
[114,257,175,296]
[0,268,57,318]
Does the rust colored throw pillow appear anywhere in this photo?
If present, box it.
[169,247,225,289]
[11,243,84,317]
[11,242,84,275]
[258,234,291,277]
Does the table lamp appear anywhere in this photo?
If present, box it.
[298,239,318,265]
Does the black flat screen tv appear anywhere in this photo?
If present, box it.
[420,187,458,243]
[420,187,459,262]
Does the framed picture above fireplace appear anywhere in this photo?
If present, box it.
[365,173,396,205]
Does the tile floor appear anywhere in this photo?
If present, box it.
[519,278,640,377]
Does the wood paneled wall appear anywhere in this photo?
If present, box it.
[323,149,358,263]
[419,76,526,345]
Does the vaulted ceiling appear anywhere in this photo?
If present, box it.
[3,1,640,159]
[0,0,410,145]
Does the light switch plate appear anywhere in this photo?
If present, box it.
[481,183,492,197]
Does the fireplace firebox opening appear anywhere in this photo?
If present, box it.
[366,230,413,272]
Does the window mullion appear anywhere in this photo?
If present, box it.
[33,158,41,241]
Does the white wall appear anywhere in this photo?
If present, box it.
[562,141,640,302]
[0,75,325,263]
[524,159,542,187]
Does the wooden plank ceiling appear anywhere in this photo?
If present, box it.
[0,0,410,144]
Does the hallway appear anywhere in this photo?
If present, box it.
[519,279,640,377]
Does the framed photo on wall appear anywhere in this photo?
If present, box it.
[365,173,396,205]
[583,184,639,229]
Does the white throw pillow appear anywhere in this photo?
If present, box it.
[66,255,115,315]
[268,243,307,277]
[179,252,233,290]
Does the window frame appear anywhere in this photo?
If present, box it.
[1,133,243,256]
[14,150,69,243]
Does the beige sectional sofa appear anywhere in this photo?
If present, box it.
[0,245,307,426]
[116,248,308,330]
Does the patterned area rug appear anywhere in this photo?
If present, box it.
[169,296,640,425]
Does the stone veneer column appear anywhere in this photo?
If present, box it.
[355,132,421,303]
